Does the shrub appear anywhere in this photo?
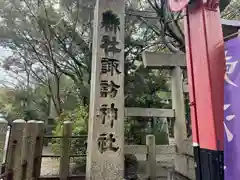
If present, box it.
[124,117,169,145]
[52,105,169,173]
[52,105,88,169]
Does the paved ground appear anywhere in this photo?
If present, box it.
[41,146,60,176]
[0,144,177,179]
[0,141,59,176]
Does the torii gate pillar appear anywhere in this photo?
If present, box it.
[169,0,225,180]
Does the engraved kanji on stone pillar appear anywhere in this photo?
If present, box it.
[86,0,125,180]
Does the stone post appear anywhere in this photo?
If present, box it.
[146,135,156,180]
[0,118,8,163]
[59,121,72,180]
[20,120,38,180]
[86,0,125,179]
[33,121,45,178]
[5,119,26,180]
[171,67,187,150]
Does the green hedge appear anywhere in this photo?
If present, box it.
[52,106,88,168]
[52,106,169,170]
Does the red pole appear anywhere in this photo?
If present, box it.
[169,1,225,180]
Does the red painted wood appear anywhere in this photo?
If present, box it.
[168,0,190,12]
[203,7,225,151]
[184,4,224,151]
[184,10,200,147]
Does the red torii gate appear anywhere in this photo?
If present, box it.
[169,0,225,180]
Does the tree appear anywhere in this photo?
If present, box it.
[0,0,169,106]
[0,0,235,145]
[0,86,46,121]
[221,0,240,19]
[126,0,233,53]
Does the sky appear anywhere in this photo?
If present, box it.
[0,45,12,55]
[0,46,14,87]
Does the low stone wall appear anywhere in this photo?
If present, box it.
[175,139,195,180]
[175,155,195,179]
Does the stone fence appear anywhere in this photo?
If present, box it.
[0,119,177,180]
[0,119,196,180]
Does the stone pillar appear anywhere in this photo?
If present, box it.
[0,118,8,164]
[86,0,125,180]
[171,67,187,149]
